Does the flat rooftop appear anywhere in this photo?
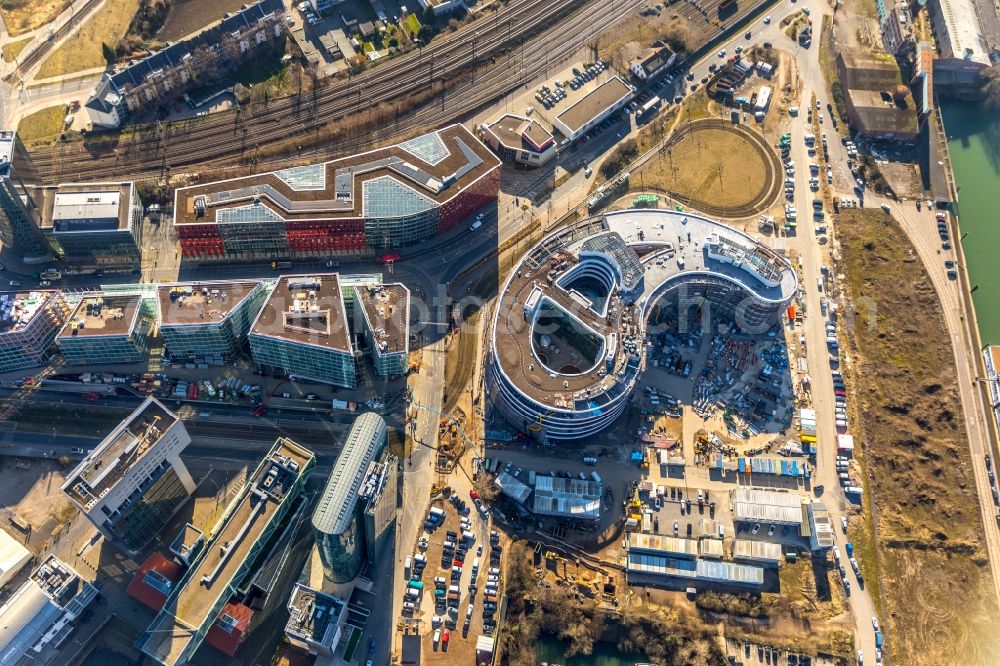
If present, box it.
[0,291,57,335]
[492,209,796,407]
[158,281,262,327]
[0,555,96,662]
[33,182,133,232]
[556,75,633,134]
[59,294,141,338]
[140,438,314,666]
[285,583,345,648]
[487,114,554,153]
[251,274,351,352]
[356,283,409,355]
[62,398,178,508]
[172,124,500,225]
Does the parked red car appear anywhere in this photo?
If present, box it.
[469,490,479,500]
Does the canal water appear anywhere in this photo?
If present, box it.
[941,99,1000,346]
[536,637,647,666]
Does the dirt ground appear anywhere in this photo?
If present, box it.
[0,457,75,550]
[156,0,248,42]
[0,0,71,37]
[837,209,999,665]
[642,127,770,209]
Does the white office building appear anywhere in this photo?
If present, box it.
[61,397,196,554]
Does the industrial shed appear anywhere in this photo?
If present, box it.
[732,488,805,526]
[733,540,783,566]
[495,471,532,505]
[532,475,602,520]
[628,533,698,558]
[698,538,724,560]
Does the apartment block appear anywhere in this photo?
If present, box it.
[56,293,156,366]
[61,398,196,553]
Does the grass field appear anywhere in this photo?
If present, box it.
[36,0,140,78]
[637,127,768,208]
[838,209,1000,665]
[0,0,71,37]
[1,37,30,63]
[16,105,67,145]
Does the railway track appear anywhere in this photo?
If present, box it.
[31,0,595,181]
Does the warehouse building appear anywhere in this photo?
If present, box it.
[0,555,98,664]
[34,182,144,269]
[627,533,698,559]
[354,283,409,378]
[553,76,634,142]
[0,529,31,589]
[61,398,197,554]
[495,471,532,505]
[732,540,783,566]
[249,274,357,387]
[928,0,993,94]
[532,475,602,520]
[732,488,806,527]
[56,293,156,366]
[312,413,387,582]
[139,438,315,666]
[0,290,70,373]
[157,280,270,361]
[807,502,835,551]
[284,583,346,658]
[625,552,765,587]
[480,114,557,165]
[835,52,919,142]
[171,125,500,261]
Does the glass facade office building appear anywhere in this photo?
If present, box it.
[0,291,70,373]
[312,413,387,582]
[249,333,358,388]
[158,281,270,360]
[57,296,156,366]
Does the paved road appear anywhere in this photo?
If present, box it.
[666,2,882,661]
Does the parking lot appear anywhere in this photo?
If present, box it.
[400,489,504,662]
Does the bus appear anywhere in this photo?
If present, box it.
[637,96,661,122]
[40,269,61,280]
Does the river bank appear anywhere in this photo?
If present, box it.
[941,99,1000,346]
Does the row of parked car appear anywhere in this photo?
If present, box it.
[568,60,607,90]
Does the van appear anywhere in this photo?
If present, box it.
[789,106,799,115]
[404,555,412,576]
[451,565,462,575]
[448,585,460,594]
[471,557,480,572]
[462,530,476,543]
[414,554,427,565]
[817,277,824,292]
[405,588,420,600]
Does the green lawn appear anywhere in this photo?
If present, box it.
[403,12,421,37]
[36,0,140,78]
[1,38,31,63]
[16,105,67,146]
